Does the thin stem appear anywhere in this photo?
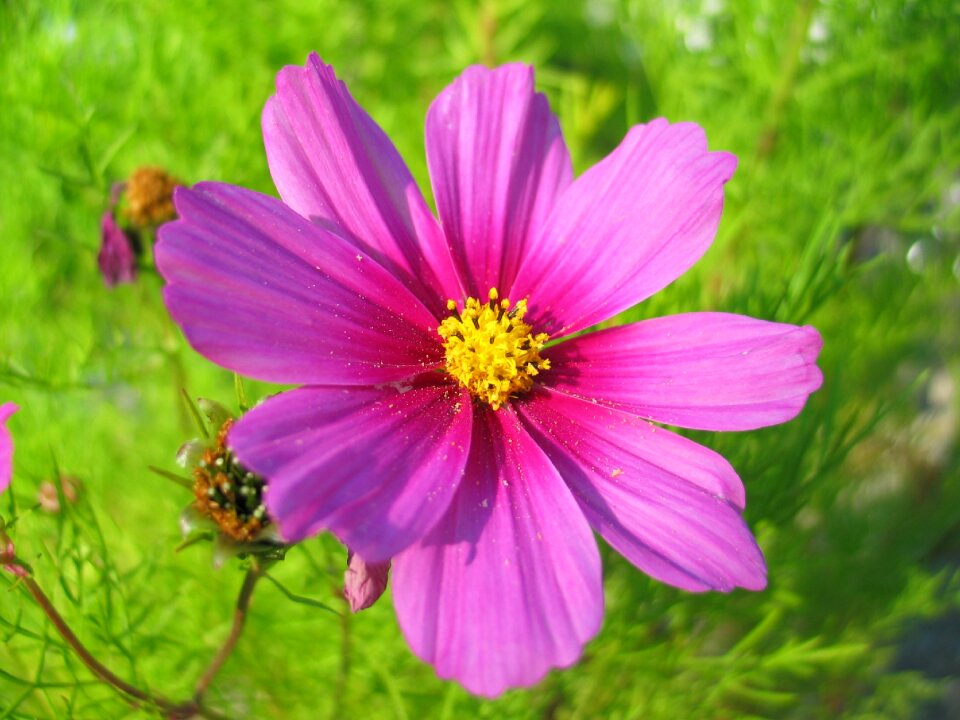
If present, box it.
[2,525,228,720]
[21,576,173,707]
[192,564,263,703]
[479,0,497,66]
[158,302,193,435]
[332,586,351,718]
[756,0,817,158]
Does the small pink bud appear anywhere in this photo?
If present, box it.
[344,550,391,613]
[1,540,26,578]
[98,211,138,287]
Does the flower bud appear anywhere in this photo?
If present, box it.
[344,550,391,613]
[1,539,27,578]
[97,211,138,287]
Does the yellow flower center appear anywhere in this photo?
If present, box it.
[438,288,551,410]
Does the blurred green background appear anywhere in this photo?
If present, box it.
[1,0,958,717]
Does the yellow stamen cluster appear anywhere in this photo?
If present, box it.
[438,288,550,410]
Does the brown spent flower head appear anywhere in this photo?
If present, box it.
[123,166,181,226]
[193,419,269,542]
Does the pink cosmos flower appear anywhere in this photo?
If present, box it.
[0,403,17,494]
[156,55,822,697]
[1,402,25,578]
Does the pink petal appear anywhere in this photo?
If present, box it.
[344,550,391,613]
[263,53,462,314]
[393,405,602,698]
[523,387,745,507]
[228,382,473,562]
[518,389,765,592]
[156,182,443,386]
[0,403,17,493]
[545,313,823,431]
[425,64,572,297]
[511,119,737,336]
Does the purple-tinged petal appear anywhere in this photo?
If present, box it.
[393,405,603,698]
[156,182,444,386]
[523,387,745,508]
[426,64,572,297]
[545,313,823,431]
[344,550,391,613]
[98,212,138,287]
[263,53,462,314]
[518,389,765,592]
[229,382,472,562]
[0,403,17,494]
[511,119,736,336]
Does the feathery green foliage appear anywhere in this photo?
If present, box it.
[1,0,958,717]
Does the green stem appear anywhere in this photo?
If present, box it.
[192,564,264,703]
[756,0,817,158]
[333,594,351,717]
[479,0,497,66]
